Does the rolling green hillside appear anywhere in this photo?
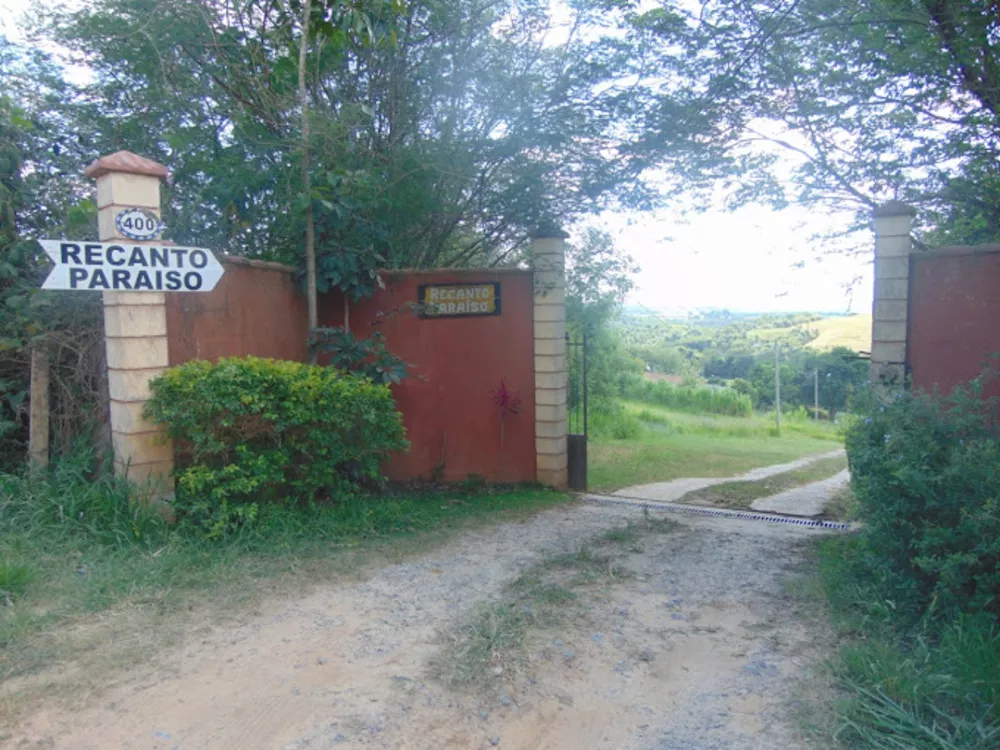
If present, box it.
[800,314,871,352]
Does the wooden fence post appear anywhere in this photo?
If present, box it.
[28,340,50,472]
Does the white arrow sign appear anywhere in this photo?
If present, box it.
[39,240,225,292]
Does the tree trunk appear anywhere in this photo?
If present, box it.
[298,0,318,361]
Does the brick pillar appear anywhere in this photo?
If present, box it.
[871,201,916,386]
[84,151,174,495]
[531,229,569,489]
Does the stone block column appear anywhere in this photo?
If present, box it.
[871,201,916,386]
[84,151,174,495]
[531,229,569,489]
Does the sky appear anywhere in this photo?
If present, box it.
[2,0,875,316]
[593,203,872,316]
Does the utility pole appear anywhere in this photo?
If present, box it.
[774,342,781,434]
[814,368,820,421]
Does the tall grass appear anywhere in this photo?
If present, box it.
[590,402,643,440]
[626,400,841,442]
[0,457,171,551]
[811,382,1000,748]
[623,377,753,417]
[817,537,1000,749]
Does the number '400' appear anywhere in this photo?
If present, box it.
[121,216,157,231]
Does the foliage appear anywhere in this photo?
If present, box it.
[308,327,407,384]
[845,382,1000,622]
[0,445,170,551]
[145,357,407,539]
[619,310,868,416]
[619,312,823,372]
[39,0,661,282]
[740,346,867,417]
[566,228,638,335]
[623,377,753,417]
[797,347,869,419]
[818,536,1000,748]
[744,359,800,410]
[628,343,689,376]
[565,228,642,422]
[622,0,1000,244]
[590,402,643,441]
[0,40,104,469]
[12,0,1000,298]
[0,559,35,603]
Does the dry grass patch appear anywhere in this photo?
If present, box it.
[679,455,848,510]
[428,513,677,693]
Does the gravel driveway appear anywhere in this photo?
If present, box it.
[11,479,841,750]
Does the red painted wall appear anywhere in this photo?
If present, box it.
[165,257,308,366]
[320,270,537,484]
[909,247,1000,398]
[165,260,537,483]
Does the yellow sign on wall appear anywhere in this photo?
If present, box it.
[419,282,501,318]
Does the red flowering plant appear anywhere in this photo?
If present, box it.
[493,380,522,480]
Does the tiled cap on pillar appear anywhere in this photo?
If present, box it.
[873,200,917,219]
[87,151,169,215]
[83,150,169,179]
[529,221,571,240]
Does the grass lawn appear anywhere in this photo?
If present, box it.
[0,465,570,699]
[590,402,843,492]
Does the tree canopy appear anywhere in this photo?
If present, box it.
[32,0,662,283]
[7,0,1000,280]
[625,0,1000,242]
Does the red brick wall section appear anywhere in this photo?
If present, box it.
[165,257,308,366]
[909,247,1000,398]
[320,270,537,484]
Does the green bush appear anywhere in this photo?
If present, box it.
[308,328,407,384]
[145,357,408,539]
[845,383,1000,622]
[623,378,753,417]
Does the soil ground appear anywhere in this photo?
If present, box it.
[5,464,844,750]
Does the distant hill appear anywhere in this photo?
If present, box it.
[746,314,870,351]
[775,314,871,353]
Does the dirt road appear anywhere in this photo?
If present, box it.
[10,501,839,750]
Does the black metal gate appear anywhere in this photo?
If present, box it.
[567,332,588,491]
